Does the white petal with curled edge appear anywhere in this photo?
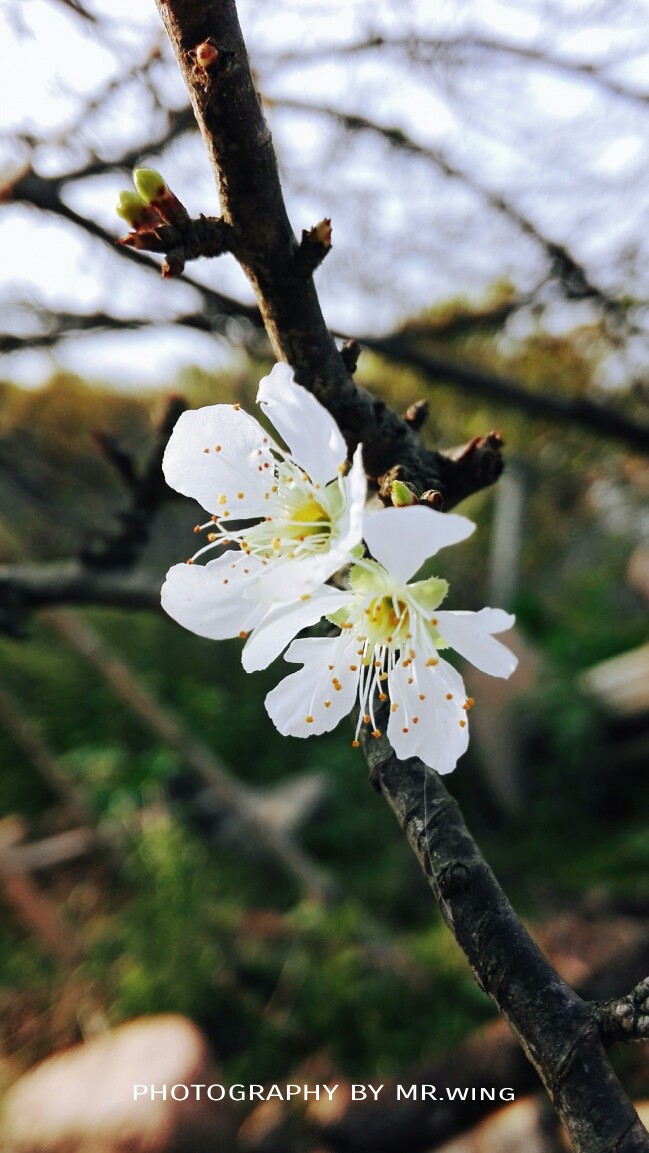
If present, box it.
[257,363,347,485]
[265,635,359,737]
[387,654,469,774]
[335,443,367,549]
[162,405,276,517]
[241,586,348,672]
[363,506,475,583]
[435,608,517,678]
[161,556,268,641]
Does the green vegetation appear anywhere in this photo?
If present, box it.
[0,301,647,1083]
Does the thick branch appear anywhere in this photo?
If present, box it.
[0,562,161,634]
[361,724,649,1153]
[151,0,502,509]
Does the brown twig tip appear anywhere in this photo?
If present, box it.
[341,338,361,374]
[421,488,444,510]
[404,398,429,430]
[297,218,333,275]
[597,977,649,1045]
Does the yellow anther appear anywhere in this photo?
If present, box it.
[412,717,419,724]
[207,533,217,542]
[324,701,331,708]
[300,593,311,601]
[371,730,381,739]
[349,664,358,672]
[203,447,210,454]
[352,739,360,748]
[215,445,222,452]
[218,494,228,505]
[306,715,314,724]
[237,492,245,499]
[363,714,371,724]
[459,719,466,728]
[239,630,248,639]
[391,703,399,713]
[446,693,453,700]
[426,658,439,667]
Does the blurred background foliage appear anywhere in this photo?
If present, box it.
[0,297,647,1087]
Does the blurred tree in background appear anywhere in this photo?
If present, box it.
[0,1,648,1149]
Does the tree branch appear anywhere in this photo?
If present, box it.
[150,0,503,510]
[596,977,649,1046]
[361,331,649,455]
[272,98,620,315]
[360,725,649,1152]
[147,4,649,1149]
[264,34,649,111]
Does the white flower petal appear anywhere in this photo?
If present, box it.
[162,405,276,517]
[363,506,475,582]
[251,445,367,604]
[435,609,517,678]
[246,553,345,603]
[387,654,469,774]
[265,635,359,737]
[257,363,347,485]
[334,443,367,552]
[161,556,268,640]
[241,587,348,672]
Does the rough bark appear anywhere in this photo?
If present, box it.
[361,726,649,1152]
[151,0,503,508]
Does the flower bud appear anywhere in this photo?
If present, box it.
[116,189,148,228]
[133,167,168,205]
[195,40,219,70]
[391,480,418,507]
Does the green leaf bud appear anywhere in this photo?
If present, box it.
[133,167,168,205]
[391,480,418,507]
[116,189,148,227]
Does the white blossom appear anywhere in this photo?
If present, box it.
[258,506,517,774]
[161,364,366,654]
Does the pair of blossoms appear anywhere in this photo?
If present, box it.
[162,365,517,774]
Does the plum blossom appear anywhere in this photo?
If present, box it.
[255,506,518,774]
[161,364,366,654]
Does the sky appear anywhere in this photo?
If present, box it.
[2,0,649,388]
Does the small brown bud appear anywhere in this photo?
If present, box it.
[194,40,219,71]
